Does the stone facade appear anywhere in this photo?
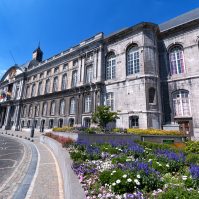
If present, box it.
[0,8,199,137]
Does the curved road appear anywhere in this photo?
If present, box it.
[0,135,24,187]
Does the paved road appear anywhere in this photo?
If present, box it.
[0,135,24,188]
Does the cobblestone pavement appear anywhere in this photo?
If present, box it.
[0,130,63,199]
[0,134,32,199]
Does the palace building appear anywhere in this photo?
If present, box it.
[0,8,199,137]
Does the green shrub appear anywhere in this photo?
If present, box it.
[157,187,199,199]
[186,153,199,165]
[185,141,199,154]
[127,128,183,135]
[99,170,112,185]
[52,126,74,132]
[70,151,87,162]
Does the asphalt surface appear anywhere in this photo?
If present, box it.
[0,135,24,188]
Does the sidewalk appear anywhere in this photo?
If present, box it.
[2,130,64,199]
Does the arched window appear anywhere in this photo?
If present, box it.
[29,105,33,117]
[60,99,65,115]
[58,119,63,128]
[70,98,76,114]
[169,45,185,75]
[106,52,116,80]
[50,101,56,115]
[42,102,48,116]
[45,79,50,94]
[49,119,54,128]
[172,90,191,117]
[53,77,58,92]
[127,45,139,75]
[68,118,74,127]
[62,74,67,90]
[149,88,156,104]
[85,95,92,113]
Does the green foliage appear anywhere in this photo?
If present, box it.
[70,151,87,162]
[92,106,119,130]
[186,153,199,165]
[185,141,199,154]
[52,126,74,132]
[85,127,102,134]
[99,170,112,185]
[157,187,199,199]
[127,128,183,135]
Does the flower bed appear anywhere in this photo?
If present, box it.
[45,133,199,198]
[68,139,199,199]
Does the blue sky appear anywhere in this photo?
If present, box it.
[0,0,199,77]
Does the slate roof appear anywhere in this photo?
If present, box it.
[159,8,199,32]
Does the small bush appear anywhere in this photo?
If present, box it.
[185,141,199,154]
[186,153,199,165]
[52,126,74,132]
[127,128,183,136]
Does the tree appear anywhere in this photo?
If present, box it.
[92,106,119,131]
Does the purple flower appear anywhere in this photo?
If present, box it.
[190,164,199,180]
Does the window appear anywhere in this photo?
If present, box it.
[129,116,139,128]
[106,92,114,111]
[70,98,76,114]
[86,66,93,83]
[29,105,33,117]
[45,79,50,94]
[35,105,40,117]
[58,119,63,128]
[63,64,68,71]
[71,71,78,87]
[49,119,54,128]
[15,87,20,99]
[21,121,24,128]
[73,59,78,67]
[27,120,30,128]
[53,77,58,92]
[172,90,191,117]
[86,52,93,61]
[68,118,74,127]
[26,86,30,98]
[106,53,116,80]
[127,45,139,75]
[40,73,44,78]
[42,102,48,116]
[47,70,51,77]
[54,67,59,74]
[62,74,67,90]
[83,118,91,128]
[31,84,35,97]
[149,88,156,104]
[23,106,27,117]
[38,81,43,95]
[60,100,65,115]
[85,95,92,113]
[50,101,56,115]
[169,46,185,75]
[33,75,37,81]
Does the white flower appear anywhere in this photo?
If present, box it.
[182,176,187,180]
[116,179,121,184]
[126,158,131,162]
[112,170,116,173]
[112,182,116,186]
[127,178,132,182]
[134,179,140,185]
[166,164,170,167]
[137,174,140,179]
[148,159,152,162]
[123,174,127,178]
